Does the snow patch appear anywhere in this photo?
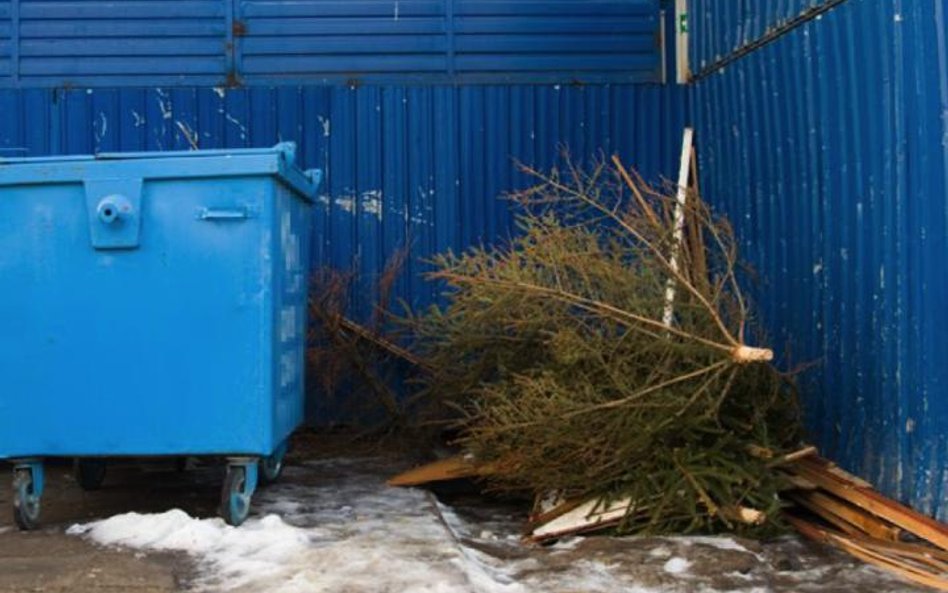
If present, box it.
[648,545,671,558]
[662,556,691,575]
[68,511,313,590]
[67,462,528,593]
[673,535,754,554]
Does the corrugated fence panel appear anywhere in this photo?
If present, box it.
[690,0,830,71]
[0,81,684,310]
[18,0,229,87]
[452,0,660,82]
[0,1,11,83]
[238,0,449,82]
[690,0,948,520]
[0,0,662,86]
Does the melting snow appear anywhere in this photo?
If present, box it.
[63,458,918,593]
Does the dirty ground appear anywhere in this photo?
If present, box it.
[0,436,928,593]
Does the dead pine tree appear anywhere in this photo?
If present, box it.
[412,140,803,538]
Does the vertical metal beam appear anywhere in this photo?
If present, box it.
[10,0,19,85]
[225,0,239,86]
[445,0,455,78]
[659,9,667,85]
[675,0,689,84]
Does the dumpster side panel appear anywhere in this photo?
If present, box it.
[0,175,275,457]
[269,179,312,449]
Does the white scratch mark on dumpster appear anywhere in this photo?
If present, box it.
[280,306,297,342]
[213,86,226,99]
[361,190,383,220]
[131,110,145,128]
[281,211,301,273]
[280,351,298,387]
[394,0,400,20]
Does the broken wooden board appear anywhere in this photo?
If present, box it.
[787,455,948,551]
[788,490,902,541]
[788,515,948,592]
[387,455,484,487]
[528,497,633,542]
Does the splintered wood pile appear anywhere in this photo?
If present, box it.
[781,455,948,591]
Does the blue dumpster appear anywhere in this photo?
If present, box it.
[0,143,321,528]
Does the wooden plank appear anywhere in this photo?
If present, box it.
[788,495,864,537]
[792,490,901,540]
[787,516,948,592]
[387,455,482,487]
[529,496,633,542]
[790,457,948,551]
[661,127,693,327]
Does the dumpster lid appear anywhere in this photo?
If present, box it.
[0,143,320,201]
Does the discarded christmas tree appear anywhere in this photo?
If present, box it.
[413,155,803,536]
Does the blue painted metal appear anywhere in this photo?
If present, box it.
[689,0,835,71]
[687,0,948,520]
[13,460,44,498]
[223,458,259,526]
[0,83,686,315]
[0,143,320,458]
[0,0,662,87]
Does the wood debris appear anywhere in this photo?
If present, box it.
[387,455,484,487]
[780,453,948,591]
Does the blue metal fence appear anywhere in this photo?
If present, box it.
[0,83,685,318]
[689,0,836,72]
[688,0,948,520]
[0,0,662,87]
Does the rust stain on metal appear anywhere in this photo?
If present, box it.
[232,20,247,37]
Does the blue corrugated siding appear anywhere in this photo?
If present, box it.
[0,1,12,83]
[0,82,685,318]
[688,0,948,520]
[689,0,834,71]
[0,0,662,86]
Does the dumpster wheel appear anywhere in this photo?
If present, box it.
[220,460,258,527]
[259,442,288,486]
[13,468,41,530]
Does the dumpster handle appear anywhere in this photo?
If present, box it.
[199,208,249,221]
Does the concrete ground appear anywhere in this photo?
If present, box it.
[0,460,199,592]
[0,436,931,593]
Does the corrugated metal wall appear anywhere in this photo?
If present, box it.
[0,83,685,319]
[689,0,835,72]
[0,0,662,86]
[688,0,948,520]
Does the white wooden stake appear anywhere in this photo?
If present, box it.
[662,127,694,328]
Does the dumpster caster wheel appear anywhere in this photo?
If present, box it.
[12,462,44,531]
[259,443,287,486]
[220,460,258,527]
[75,459,107,491]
